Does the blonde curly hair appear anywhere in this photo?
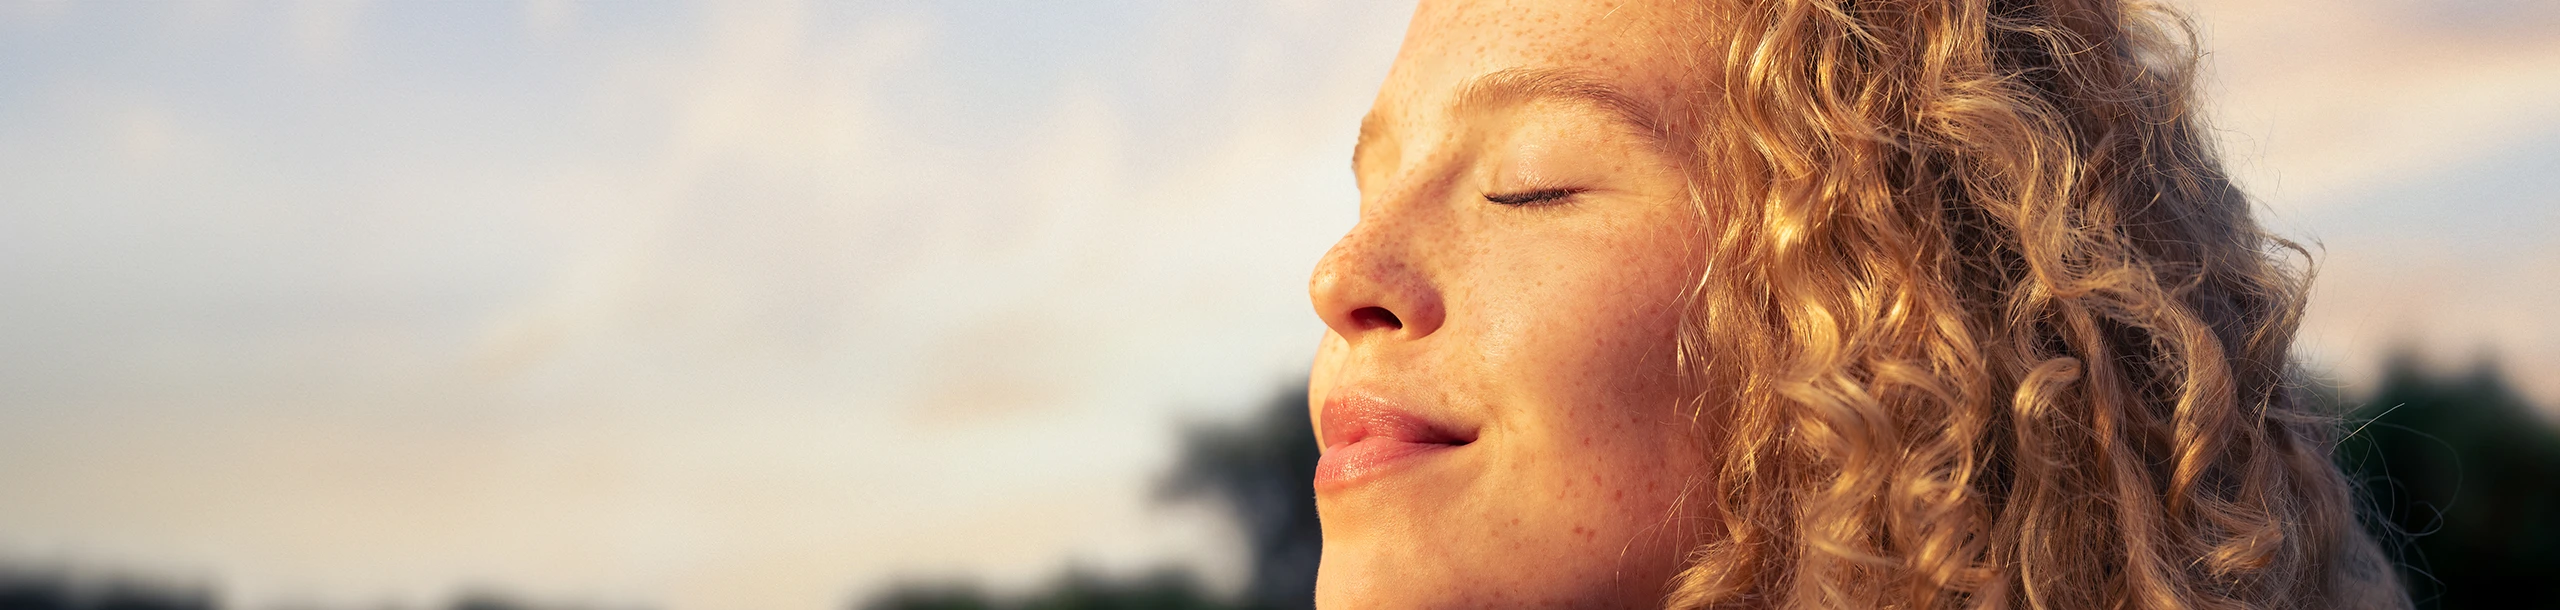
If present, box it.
[1654,0,2406,608]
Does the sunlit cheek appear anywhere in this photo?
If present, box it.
[1468,301,1531,375]
[1547,245,1693,430]
[1556,264,1669,364]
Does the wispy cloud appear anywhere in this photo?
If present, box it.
[2193,0,2560,404]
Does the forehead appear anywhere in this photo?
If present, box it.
[1378,0,1698,120]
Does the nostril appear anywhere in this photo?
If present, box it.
[1350,306,1402,330]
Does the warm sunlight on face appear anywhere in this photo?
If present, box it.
[1305,0,1713,607]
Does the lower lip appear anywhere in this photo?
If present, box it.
[1313,436,1460,491]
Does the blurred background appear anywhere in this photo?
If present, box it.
[0,1,2553,609]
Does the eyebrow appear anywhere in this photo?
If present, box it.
[1353,67,1674,175]
[1456,67,1669,141]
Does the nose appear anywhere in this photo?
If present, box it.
[1309,221,1446,345]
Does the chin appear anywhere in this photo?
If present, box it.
[1313,551,1462,610]
[1312,530,1680,610]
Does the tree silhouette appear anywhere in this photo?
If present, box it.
[0,569,211,610]
[856,385,1320,610]
[854,569,1230,610]
[2339,351,2560,609]
[0,569,619,610]
[1161,387,1321,610]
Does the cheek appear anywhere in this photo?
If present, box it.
[1449,231,1705,604]
[1464,225,1699,484]
[1470,236,1690,410]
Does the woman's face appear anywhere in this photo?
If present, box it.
[1306,0,1712,607]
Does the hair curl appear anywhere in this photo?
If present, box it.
[1654,0,2406,608]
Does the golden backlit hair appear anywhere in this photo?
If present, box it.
[1656,0,2406,607]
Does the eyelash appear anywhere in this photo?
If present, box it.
[1484,188,1582,206]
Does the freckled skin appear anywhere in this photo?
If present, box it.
[1306,1,1714,608]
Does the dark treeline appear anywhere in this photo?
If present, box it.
[0,570,630,610]
[6,355,2554,610]
[852,387,1320,610]
[2338,353,2560,608]
[0,570,210,610]
[852,569,1233,610]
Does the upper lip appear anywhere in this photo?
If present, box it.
[1320,387,1475,450]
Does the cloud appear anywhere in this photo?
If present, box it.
[287,0,366,68]
[2197,0,2560,210]
[2189,0,2560,409]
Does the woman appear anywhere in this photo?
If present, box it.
[1304,0,2407,608]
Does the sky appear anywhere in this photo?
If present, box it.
[0,1,2553,610]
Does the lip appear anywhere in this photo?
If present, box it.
[1313,388,1473,491]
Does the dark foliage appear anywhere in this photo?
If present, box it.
[860,386,1321,610]
[1161,387,1322,610]
[2340,352,2560,608]
[441,591,629,610]
[0,569,612,610]
[852,569,1236,610]
[853,581,997,610]
[0,570,210,610]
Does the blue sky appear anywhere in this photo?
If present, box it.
[0,1,2552,609]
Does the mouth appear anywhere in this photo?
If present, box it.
[1313,388,1474,491]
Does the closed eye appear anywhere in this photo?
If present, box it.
[1484,188,1582,206]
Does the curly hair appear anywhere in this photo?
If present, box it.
[1652,0,2407,608]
